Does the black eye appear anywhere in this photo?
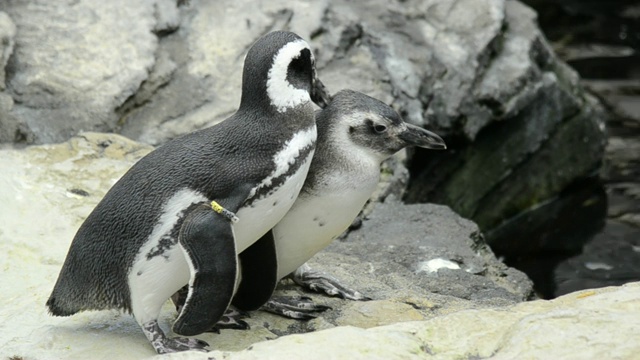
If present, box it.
[373,124,387,134]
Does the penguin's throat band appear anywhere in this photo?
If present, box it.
[210,200,240,223]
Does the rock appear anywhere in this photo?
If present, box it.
[0,133,532,359]
[317,201,534,303]
[0,11,18,143]
[0,11,15,91]
[403,1,607,254]
[0,0,606,260]
[0,0,175,144]
[209,283,640,360]
[553,220,640,297]
[118,0,329,145]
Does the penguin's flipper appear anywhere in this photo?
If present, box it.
[261,295,330,320]
[291,263,372,301]
[231,230,278,311]
[172,203,238,336]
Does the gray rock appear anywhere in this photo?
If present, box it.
[404,1,607,251]
[0,0,607,256]
[0,0,174,144]
[316,201,533,303]
[553,220,640,297]
[119,0,330,145]
[0,11,18,143]
[0,11,16,91]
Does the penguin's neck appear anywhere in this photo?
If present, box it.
[306,138,382,195]
[236,101,315,131]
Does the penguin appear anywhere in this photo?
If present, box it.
[46,30,330,354]
[233,89,446,319]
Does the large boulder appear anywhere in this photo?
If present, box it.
[0,0,176,143]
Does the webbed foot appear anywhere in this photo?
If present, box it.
[143,320,208,354]
[208,306,250,333]
[292,263,371,301]
[261,295,330,320]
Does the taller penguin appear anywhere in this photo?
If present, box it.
[46,31,330,354]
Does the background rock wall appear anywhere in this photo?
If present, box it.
[0,0,606,257]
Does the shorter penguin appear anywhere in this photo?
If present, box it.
[233,89,446,318]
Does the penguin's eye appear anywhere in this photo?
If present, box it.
[373,124,388,134]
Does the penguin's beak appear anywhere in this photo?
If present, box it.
[398,123,447,150]
[311,75,332,109]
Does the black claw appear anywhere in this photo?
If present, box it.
[195,339,210,347]
[295,313,318,321]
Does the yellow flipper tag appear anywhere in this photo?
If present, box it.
[210,200,240,223]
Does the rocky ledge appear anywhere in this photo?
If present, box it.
[1,133,635,359]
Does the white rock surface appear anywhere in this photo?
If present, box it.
[1,133,637,359]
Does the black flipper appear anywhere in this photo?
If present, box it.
[232,230,278,311]
[172,204,238,336]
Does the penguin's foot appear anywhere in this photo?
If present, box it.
[207,307,250,333]
[261,295,330,320]
[142,320,208,354]
[292,263,371,301]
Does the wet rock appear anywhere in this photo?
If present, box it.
[404,1,607,254]
[553,220,640,297]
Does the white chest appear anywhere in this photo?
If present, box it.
[273,178,378,279]
[232,152,314,253]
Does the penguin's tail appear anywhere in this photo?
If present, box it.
[46,292,79,317]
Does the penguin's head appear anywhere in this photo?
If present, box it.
[240,31,331,113]
[318,90,446,162]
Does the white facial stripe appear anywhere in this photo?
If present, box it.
[249,125,317,198]
[333,112,389,164]
[267,39,313,113]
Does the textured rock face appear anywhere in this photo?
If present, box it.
[0,133,532,359]
[0,0,606,256]
[0,0,167,143]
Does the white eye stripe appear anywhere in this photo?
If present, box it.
[266,39,313,113]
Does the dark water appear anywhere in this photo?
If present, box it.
[505,0,640,298]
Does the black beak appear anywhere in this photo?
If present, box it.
[310,74,332,109]
[399,123,446,150]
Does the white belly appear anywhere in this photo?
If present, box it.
[232,153,314,253]
[273,184,376,279]
[127,150,314,325]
